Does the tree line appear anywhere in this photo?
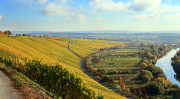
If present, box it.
[171,50,180,77]
[136,44,180,99]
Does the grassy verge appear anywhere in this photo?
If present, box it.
[0,63,54,99]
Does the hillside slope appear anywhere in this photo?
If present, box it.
[0,36,125,99]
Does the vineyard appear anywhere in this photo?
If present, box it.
[0,36,125,99]
[59,38,123,58]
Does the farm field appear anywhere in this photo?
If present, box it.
[0,36,125,99]
[90,46,142,88]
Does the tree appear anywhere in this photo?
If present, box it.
[146,82,165,95]
[118,76,122,85]
[146,65,166,78]
[168,88,180,99]
[155,77,170,88]
[151,56,157,65]
[4,30,12,35]
[171,50,180,76]
[138,70,153,83]
[22,34,27,36]
[140,62,148,69]
[118,76,126,89]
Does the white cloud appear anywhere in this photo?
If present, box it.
[38,0,48,4]
[0,15,2,20]
[40,2,70,16]
[134,12,160,20]
[159,5,180,13]
[65,13,87,23]
[48,18,53,23]
[89,0,180,14]
[130,0,161,11]
[165,13,180,21]
[90,0,125,12]
[77,14,86,23]
[96,17,103,22]
[165,14,173,20]
[38,0,87,24]
[90,0,162,12]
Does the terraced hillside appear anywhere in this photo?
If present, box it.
[89,46,142,88]
[0,36,125,99]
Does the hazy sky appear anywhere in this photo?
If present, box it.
[0,0,180,32]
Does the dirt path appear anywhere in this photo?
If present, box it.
[67,44,133,99]
[0,70,22,99]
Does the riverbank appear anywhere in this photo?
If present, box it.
[156,48,180,86]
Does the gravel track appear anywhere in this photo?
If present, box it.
[0,70,22,99]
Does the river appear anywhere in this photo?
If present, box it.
[156,48,180,86]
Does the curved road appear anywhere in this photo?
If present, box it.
[0,70,22,99]
[67,44,133,99]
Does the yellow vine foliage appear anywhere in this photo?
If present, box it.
[0,36,126,99]
[59,38,124,58]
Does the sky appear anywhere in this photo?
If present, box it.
[0,0,180,32]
